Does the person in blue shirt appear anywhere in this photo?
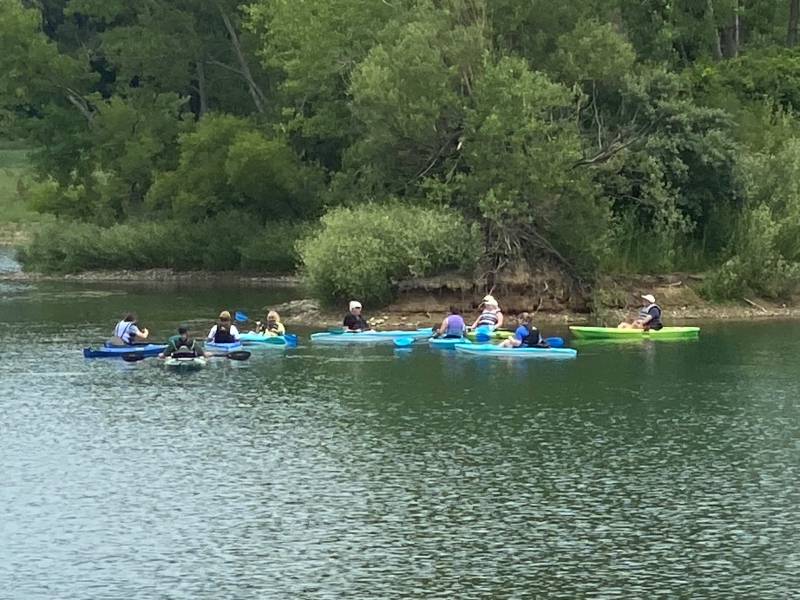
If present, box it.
[618,294,663,330]
[500,312,548,348]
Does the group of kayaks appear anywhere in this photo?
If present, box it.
[83,324,701,367]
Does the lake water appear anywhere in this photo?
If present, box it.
[1,255,798,598]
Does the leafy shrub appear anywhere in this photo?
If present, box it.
[703,205,800,299]
[18,217,302,274]
[298,204,480,305]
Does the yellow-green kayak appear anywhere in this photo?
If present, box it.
[569,326,700,340]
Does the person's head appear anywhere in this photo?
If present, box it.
[449,305,461,316]
[218,310,232,325]
[482,295,498,309]
[267,310,281,323]
[517,312,532,326]
[349,300,362,315]
[123,312,137,323]
[177,325,189,342]
[641,294,656,306]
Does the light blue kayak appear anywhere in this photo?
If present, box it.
[454,343,577,359]
[238,332,298,347]
[311,328,434,345]
[429,336,470,349]
[204,341,244,355]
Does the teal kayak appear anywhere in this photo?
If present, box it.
[204,341,244,355]
[429,336,470,349]
[454,343,577,359]
[310,328,434,345]
[239,332,298,347]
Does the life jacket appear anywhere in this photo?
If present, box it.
[214,324,236,344]
[113,320,136,345]
[639,303,663,330]
[519,325,546,348]
[476,309,500,328]
[173,340,199,358]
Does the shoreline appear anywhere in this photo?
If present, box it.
[4,265,800,328]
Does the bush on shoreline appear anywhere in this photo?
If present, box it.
[18,218,304,274]
[298,204,480,305]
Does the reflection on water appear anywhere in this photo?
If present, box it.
[0,279,798,598]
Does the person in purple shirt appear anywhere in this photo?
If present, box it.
[436,306,467,338]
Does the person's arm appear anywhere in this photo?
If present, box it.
[276,323,286,335]
[160,339,176,358]
[469,316,480,330]
[495,311,504,329]
[438,317,448,336]
[231,325,241,341]
[206,325,216,342]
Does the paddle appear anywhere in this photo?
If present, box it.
[235,311,249,323]
[284,334,299,347]
[122,353,148,363]
[123,350,251,362]
[393,337,415,348]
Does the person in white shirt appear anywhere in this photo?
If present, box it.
[207,310,240,343]
[112,313,149,346]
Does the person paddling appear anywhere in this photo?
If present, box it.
[500,312,548,348]
[111,313,149,346]
[344,301,370,332]
[256,310,286,336]
[618,294,663,331]
[207,310,241,343]
[160,325,210,358]
[470,295,504,331]
[437,306,466,339]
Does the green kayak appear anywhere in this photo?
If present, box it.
[465,329,514,341]
[569,326,700,340]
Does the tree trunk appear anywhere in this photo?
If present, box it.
[196,59,209,118]
[789,0,799,46]
[217,4,265,114]
[707,0,724,59]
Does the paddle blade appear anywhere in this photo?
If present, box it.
[122,353,147,363]
[226,350,251,361]
[284,334,299,347]
[545,336,565,348]
[393,337,414,348]
[235,311,249,323]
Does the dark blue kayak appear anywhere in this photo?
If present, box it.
[84,344,166,359]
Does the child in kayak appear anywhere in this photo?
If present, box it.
[436,306,466,338]
[161,325,210,358]
[111,313,150,346]
[256,310,286,336]
[618,294,663,331]
[500,312,548,348]
[207,310,241,343]
[469,295,504,331]
[344,300,371,332]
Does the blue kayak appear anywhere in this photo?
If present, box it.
[429,336,470,349]
[204,341,244,354]
[454,343,577,359]
[84,344,166,359]
[310,328,434,345]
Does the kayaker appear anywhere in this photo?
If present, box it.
[160,325,210,358]
[437,306,466,338]
[343,300,370,332]
[207,310,241,343]
[469,295,504,331]
[110,313,149,346]
[618,294,663,331]
[256,310,286,336]
[500,312,548,348]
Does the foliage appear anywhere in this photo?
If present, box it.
[4,0,800,303]
[299,204,479,305]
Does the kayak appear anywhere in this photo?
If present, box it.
[465,329,514,341]
[569,326,700,340]
[204,341,244,355]
[310,328,434,345]
[429,336,470,349]
[83,344,166,359]
[454,343,577,359]
[164,356,208,370]
[239,332,297,347]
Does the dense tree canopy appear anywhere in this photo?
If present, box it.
[5,0,800,300]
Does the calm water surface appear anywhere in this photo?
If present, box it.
[1,259,798,598]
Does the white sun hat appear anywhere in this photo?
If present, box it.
[641,294,656,304]
[482,295,498,306]
[349,300,362,310]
